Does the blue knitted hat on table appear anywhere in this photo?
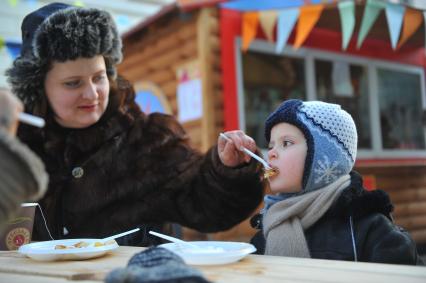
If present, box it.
[264,99,357,193]
[105,247,211,283]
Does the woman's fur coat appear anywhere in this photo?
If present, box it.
[18,77,264,246]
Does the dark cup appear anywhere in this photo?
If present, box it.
[0,203,37,250]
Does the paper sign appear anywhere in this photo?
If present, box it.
[176,62,203,122]
[177,80,202,122]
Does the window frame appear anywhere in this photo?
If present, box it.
[235,38,426,160]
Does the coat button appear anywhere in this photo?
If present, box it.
[72,167,84,178]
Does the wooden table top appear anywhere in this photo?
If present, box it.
[0,246,425,283]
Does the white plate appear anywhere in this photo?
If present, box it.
[159,241,256,265]
[18,238,119,261]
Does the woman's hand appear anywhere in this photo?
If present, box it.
[218,130,257,167]
[0,90,23,136]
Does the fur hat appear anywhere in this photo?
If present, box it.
[265,99,358,193]
[6,2,122,112]
[105,247,211,283]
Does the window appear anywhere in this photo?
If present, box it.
[237,40,426,159]
[241,51,306,148]
[377,68,425,150]
[315,60,371,149]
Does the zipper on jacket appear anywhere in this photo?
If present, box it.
[349,216,358,262]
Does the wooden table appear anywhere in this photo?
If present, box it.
[0,246,425,283]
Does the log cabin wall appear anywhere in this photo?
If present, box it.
[118,7,222,152]
[356,166,426,246]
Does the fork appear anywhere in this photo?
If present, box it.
[219,133,272,170]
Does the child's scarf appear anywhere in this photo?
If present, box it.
[263,174,350,257]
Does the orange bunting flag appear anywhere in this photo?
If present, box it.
[397,8,423,49]
[242,12,259,51]
[259,11,278,42]
[294,4,325,49]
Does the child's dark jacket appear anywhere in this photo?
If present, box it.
[250,171,423,265]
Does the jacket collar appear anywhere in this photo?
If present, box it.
[329,171,393,220]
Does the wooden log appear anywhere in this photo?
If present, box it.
[171,57,198,73]
[182,119,201,130]
[122,30,195,72]
[393,201,426,217]
[119,64,151,81]
[213,90,223,107]
[197,7,218,152]
[388,187,426,203]
[143,69,175,85]
[212,72,222,88]
[410,228,426,244]
[376,175,426,191]
[160,81,177,99]
[209,36,220,53]
[183,122,202,148]
[209,54,222,70]
[209,16,219,35]
[125,38,189,73]
[176,23,197,41]
[215,109,224,125]
[395,214,426,230]
[180,41,198,58]
[132,35,181,64]
[124,17,186,53]
[146,49,185,72]
[169,96,177,115]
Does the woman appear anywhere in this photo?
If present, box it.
[7,3,263,246]
[0,89,48,233]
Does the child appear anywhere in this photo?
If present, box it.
[250,99,422,265]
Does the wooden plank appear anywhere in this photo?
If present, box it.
[388,187,426,203]
[209,54,222,71]
[395,214,426,230]
[1,246,426,283]
[121,21,197,74]
[141,69,175,86]
[176,23,197,41]
[160,80,177,99]
[180,40,198,58]
[393,201,426,217]
[183,123,202,147]
[169,96,177,115]
[209,16,219,35]
[197,8,217,152]
[411,228,426,243]
[121,34,183,71]
[123,17,190,54]
[119,39,196,77]
[212,71,223,89]
[0,246,144,280]
[0,273,96,283]
[145,49,185,72]
[210,35,220,52]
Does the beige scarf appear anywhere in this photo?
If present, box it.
[263,174,350,257]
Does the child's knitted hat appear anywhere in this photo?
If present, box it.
[105,247,211,283]
[264,99,357,193]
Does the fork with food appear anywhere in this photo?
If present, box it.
[219,133,279,179]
